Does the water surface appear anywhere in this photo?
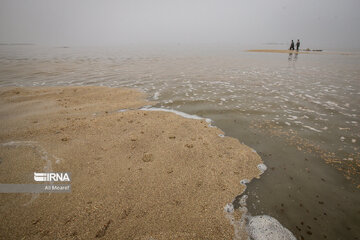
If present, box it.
[1,45,359,239]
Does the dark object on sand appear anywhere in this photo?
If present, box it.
[296,40,300,51]
[289,40,295,50]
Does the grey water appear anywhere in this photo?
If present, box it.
[0,45,359,239]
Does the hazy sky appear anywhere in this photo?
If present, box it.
[0,0,359,49]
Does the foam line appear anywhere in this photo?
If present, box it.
[139,107,212,124]
[303,125,322,132]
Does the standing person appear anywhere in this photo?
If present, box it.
[290,40,295,50]
[296,39,300,51]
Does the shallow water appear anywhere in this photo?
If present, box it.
[1,45,359,239]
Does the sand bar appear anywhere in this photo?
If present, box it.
[247,49,354,55]
[0,86,262,239]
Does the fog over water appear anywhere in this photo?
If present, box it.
[1,0,360,50]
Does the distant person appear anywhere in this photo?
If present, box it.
[296,39,300,51]
[289,40,295,50]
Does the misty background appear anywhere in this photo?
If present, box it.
[0,0,360,50]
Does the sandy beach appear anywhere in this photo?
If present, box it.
[0,86,263,239]
[1,0,360,239]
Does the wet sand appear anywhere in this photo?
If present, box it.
[0,86,263,239]
[247,49,353,55]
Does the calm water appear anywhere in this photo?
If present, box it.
[1,45,359,239]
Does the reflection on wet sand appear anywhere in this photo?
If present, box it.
[288,52,293,61]
[288,52,299,61]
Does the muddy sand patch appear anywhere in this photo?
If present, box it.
[0,86,262,239]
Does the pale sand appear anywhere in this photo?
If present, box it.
[0,86,262,239]
[247,49,353,55]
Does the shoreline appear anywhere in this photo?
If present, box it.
[0,86,263,239]
[247,49,354,55]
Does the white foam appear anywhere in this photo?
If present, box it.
[305,94,315,99]
[224,196,248,240]
[139,107,212,124]
[224,203,235,213]
[153,91,160,100]
[325,101,346,110]
[257,163,267,174]
[247,215,297,240]
[303,125,322,132]
[287,115,298,120]
[225,194,296,240]
[240,179,250,185]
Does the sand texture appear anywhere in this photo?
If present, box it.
[0,86,263,239]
